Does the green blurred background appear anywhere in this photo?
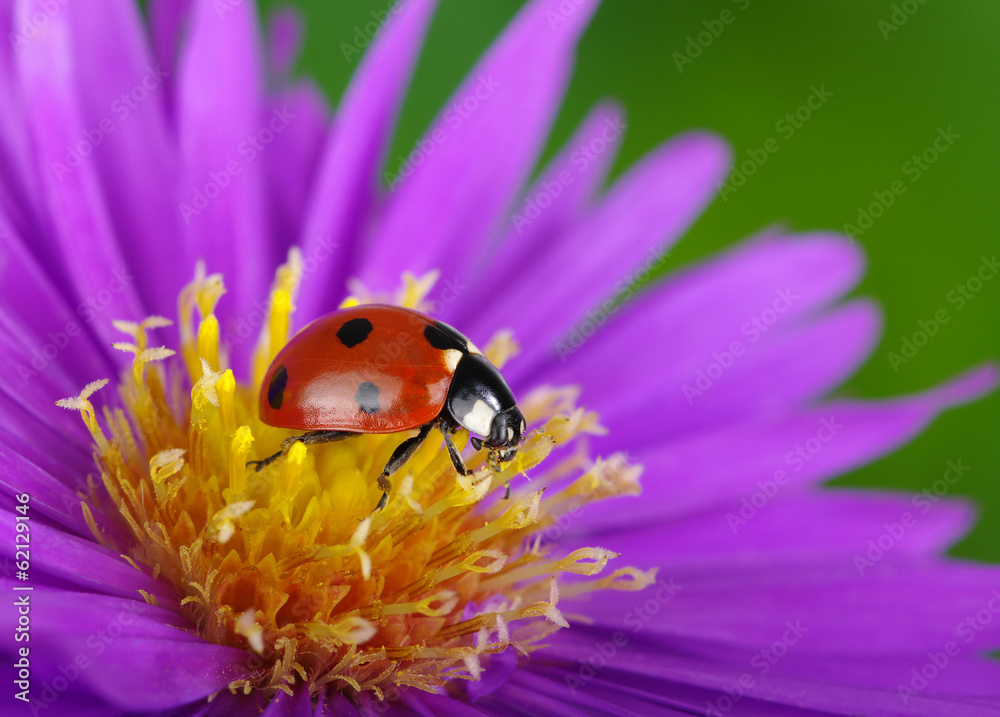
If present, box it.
[258,0,1000,560]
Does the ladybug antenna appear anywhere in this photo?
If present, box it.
[521,425,544,442]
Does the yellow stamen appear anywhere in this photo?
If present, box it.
[216,370,237,436]
[228,427,254,496]
[179,263,227,379]
[62,262,649,702]
[484,329,520,368]
[252,248,304,388]
[55,379,110,452]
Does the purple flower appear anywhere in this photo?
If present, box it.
[1,0,999,715]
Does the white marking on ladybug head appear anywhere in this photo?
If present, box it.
[507,427,514,442]
[442,348,463,373]
[462,399,495,438]
[466,341,482,356]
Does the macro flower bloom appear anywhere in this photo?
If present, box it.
[1,0,999,714]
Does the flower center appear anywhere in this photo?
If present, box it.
[57,251,653,700]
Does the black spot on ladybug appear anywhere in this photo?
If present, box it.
[424,321,468,353]
[267,365,288,410]
[337,318,373,348]
[355,381,380,415]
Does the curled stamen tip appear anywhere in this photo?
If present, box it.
[140,347,176,362]
[112,320,140,335]
[212,500,255,543]
[140,316,174,329]
[112,342,138,354]
[544,605,569,629]
[113,316,173,337]
[55,378,110,409]
[149,448,186,483]
[328,616,377,645]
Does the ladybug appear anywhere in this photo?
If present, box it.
[249,305,526,509]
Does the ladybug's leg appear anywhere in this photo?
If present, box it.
[440,428,474,477]
[375,423,434,510]
[247,430,354,472]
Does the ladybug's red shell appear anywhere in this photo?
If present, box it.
[259,305,475,433]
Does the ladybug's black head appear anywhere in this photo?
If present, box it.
[447,354,525,464]
[481,405,526,458]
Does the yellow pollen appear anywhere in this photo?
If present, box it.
[55,253,652,701]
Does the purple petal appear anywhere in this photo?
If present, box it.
[10,588,248,711]
[0,232,117,389]
[399,693,493,717]
[441,102,625,327]
[261,82,330,263]
[506,670,687,716]
[262,684,313,717]
[0,391,95,483]
[0,310,105,412]
[295,0,439,325]
[14,0,147,345]
[534,633,1000,716]
[581,563,1000,654]
[266,7,304,80]
[0,442,91,535]
[475,680,591,716]
[475,132,731,365]
[175,0,270,368]
[569,299,880,450]
[61,2,184,321]
[514,231,864,389]
[149,0,195,79]
[464,647,519,702]
[576,490,975,570]
[353,0,601,296]
[0,508,178,608]
[0,20,50,266]
[318,691,364,716]
[578,366,997,531]
[194,690,269,717]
